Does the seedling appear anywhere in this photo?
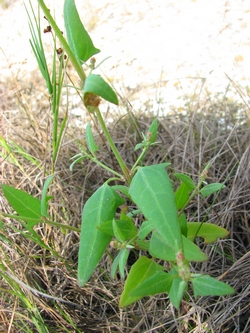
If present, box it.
[1,0,234,310]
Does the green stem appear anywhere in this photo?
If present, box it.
[38,1,131,183]
[37,0,86,83]
[43,218,80,232]
[1,213,80,232]
[91,157,124,179]
[95,108,131,184]
[130,144,149,175]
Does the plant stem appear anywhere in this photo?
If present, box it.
[95,108,131,184]
[1,213,80,232]
[38,1,131,183]
[91,157,124,179]
[37,0,86,83]
[130,145,149,175]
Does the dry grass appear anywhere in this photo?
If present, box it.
[0,68,250,333]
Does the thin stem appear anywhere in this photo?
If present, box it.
[91,157,124,179]
[130,145,149,175]
[1,213,80,232]
[95,107,131,184]
[37,0,131,184]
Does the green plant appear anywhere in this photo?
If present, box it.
[1,0,234,311]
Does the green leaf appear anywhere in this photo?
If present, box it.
[25,1,53,95]
[149,231,207,262]
[64,0,100,62]
[174,173,195,190]
[69,155,87,171]
[130,271,173,297]
[84,74,118,105]
[2,185,41,220]
[169,277,187,309]
[147,119,158,143]
[119,256,164,308]
[111,248,129,278]
[111,251,121,278]
[179,214,187,237]
[97,220,114,236]
[41,175,54,217]
[200,183,226,197]
[192,275,234,297]
[149,231,175,261]
[134,143,145,151]
[129,164,182,253]
[85,122,99,155]
[134,239,149,250]
[112,185,131,199]
[98,219,137,240]
[78,183,124,286]
[187,222,229,243]
[118,248,130,278]
[175,182,190,210]
[112,219,137,242]
[138,221,153,240]
[182,236,207,262]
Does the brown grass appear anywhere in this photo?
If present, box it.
[0,68,250,333]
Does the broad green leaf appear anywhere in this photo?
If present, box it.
[200,183,226,197]
[120,207,131,222]
[64,0,100,62]
[97,220,114,236]
[112,185,131,199]
[112,219,137,242]
[149,231,207,262]
[2,185,41,219]
[175,182,190,210]
[192,275,234,297]
[78,184,124,286]
[85,122,99,155]
[98,219,137,240]
[41,175,54,217]
[119,256,164,308]
[134,239,149,250]
[147,119,158,143]
[169,277,187,309]
[84,74,118,105]
[138,221,153,240]
[149,231,175,261]
[129,164,182,253]
[182,236,207,262]
[187,222,229,243]
[174,173,195,190]
[130,271,173,297]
